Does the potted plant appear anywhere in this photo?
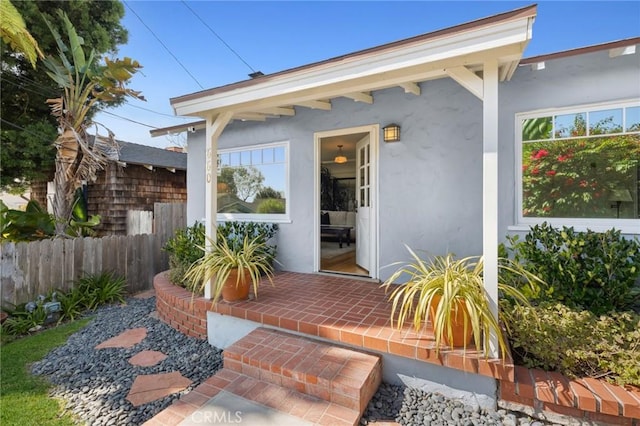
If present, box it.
[382,247,541,359]
[184,233,278,304]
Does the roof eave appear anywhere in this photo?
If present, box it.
[171,5,536,118]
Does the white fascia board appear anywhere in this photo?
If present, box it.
[174,18,532,117]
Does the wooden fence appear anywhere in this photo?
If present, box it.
[0,203,186,306]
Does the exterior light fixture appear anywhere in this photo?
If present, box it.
[334,145,347,164]
[383,123,401,142]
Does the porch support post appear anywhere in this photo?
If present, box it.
[204,112,233,299]
[482,59,499,358]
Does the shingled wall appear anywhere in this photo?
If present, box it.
[31,163,187,236]
[88,163,186,236]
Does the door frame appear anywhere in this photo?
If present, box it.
[313,124,379,279]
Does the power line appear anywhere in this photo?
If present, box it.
[2,78,160,130]
[123,1,204,90]
[180,0,257,73]
[126,103,192,119]
[100,111,158,129]
[3,72,190,122]
[0,118,54,143]
[2,74,58,97]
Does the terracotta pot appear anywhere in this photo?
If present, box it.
[221,268,251,302]
[429,295,474,348]
[217,182,229,193]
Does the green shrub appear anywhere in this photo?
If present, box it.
[58,289,85,321]
[217,221,278,267]
[502,223,640,314]
[0,200,54,242]
[1,304,48,335]
[0,194,100,242]
[73,272,126,310]
[164,221,279,288]
[163,222,206,287]
[1,290,59,336]
[1,273,125,337]
[504,301,640,387]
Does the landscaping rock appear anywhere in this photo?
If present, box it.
[31,296,222,425]
[361,384,563,426]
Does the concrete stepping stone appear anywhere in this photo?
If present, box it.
[127,371,192,407]
[129,350,167,367]
[95,327,147,349]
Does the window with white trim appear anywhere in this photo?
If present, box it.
[516,100,639,226]
[216,141,289,221]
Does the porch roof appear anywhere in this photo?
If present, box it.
[168,4,536,121]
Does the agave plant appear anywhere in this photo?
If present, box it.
[42,10,144,234]
[382,247,542,359]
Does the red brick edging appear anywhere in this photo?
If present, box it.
[154,271,208,339]
[499,366,640,425]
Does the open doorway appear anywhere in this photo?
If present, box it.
[316,126,377,278]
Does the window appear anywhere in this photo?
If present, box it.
[217,142,289,221]
[517,100,640,228]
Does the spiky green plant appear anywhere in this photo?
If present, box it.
[382,248,542,359]
[184,235,278,304]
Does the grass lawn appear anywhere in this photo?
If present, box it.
[0,318,92,426]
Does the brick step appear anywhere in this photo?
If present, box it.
[145,368,361,426]
[223,327,382,414]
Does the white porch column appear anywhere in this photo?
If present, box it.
[204,112,233,299]
[482,59,499,358]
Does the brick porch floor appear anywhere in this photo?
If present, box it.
[154,271,640,425]
[156,272,512,380]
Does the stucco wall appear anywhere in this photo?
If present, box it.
[187,78,484,280]
[498,48,640,239]
[187,48,640,279]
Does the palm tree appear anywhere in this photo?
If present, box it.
[42,11,144,234]
[0,0,43,68]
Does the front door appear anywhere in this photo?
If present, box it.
[356,134,371,272]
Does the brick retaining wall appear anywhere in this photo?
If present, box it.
[499,366,639,425]
[154,272,208,339]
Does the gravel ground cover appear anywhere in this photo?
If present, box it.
[361,383,561,425]
[32,297,222,425]
[33,296,562,425]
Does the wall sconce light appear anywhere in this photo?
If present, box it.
[383,123,401,142]
[334,145,347,164]
[609,188,633,219]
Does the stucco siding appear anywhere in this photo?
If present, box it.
[187,48,639,278]
[188,78,486,279]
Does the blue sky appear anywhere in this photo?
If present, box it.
[93,1,640,149]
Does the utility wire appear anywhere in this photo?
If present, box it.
[100,111,158,129]
[123,0,204,89]
[180,0,257,73]
[0,118,54,143]
[3,74,58,97]
[2,78,160,130]
[126,103,192,119]
[6,74,190,121]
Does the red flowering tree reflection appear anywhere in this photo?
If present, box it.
[522,135,639,218]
